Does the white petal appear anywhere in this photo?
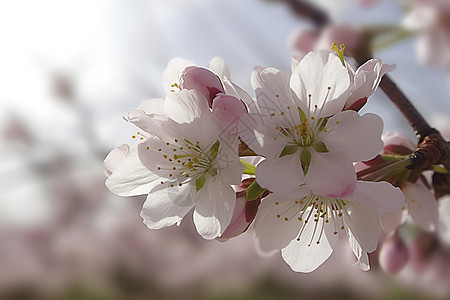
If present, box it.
[290,50,351,117]
[403,181,438,232]
[346,227,370,271]
[215,147,244,185]
[281,215,338,273]
[104,144,129,177]
[343,202,381,253]
[254,190,310,253]
[347,181,405,214]
[105,145,160,197]
[164,89,210,124]
[251,67,296,116]
[255,155,304,195]
[382,131,416,151]
[323,111,384,161]
[306,150,356,198]
[208,57,231,80]
[238,113,286,159]
[162,57,194,93]
[193,181,236,239]
[136,98,166,115]
[140,183,195,229]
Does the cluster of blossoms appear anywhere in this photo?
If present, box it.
[105,46,429,273]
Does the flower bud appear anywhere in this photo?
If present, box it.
[379,232,409,274]
[180,66,225,107]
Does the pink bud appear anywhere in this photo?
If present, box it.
[104,144,129,177]
[180,66,225,107]
[379,232,409,274]
[212,93,248,124]
[217,178,261,242]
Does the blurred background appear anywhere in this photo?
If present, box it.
[1,0,450,299]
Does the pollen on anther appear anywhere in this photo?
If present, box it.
[169,174,173,177]
[160,181,164,184]
[276,214,280,218]
[281,112,285,116]
[328,86,331,90]
[284,217,289,221]
[178,183,182,186]
[341,226,344,230]
[295,200,299,204]
[157,167,161,170]
[334,231,338,235]
[311,116,315,120]
[158,148,162,151]
[274,137,277,141]
[173,149,177,152]
[287,106,290,109]
[170,184,174,187]
[297,238,300,241]
[163,154,167,158]
[172,167,176,170]
[174,139,178,143]
[275,202,279,205]
[298,217,302,221]
[276,94,279,97]
[146,147,150,150]
[166,142,170,145]
[132,135,135,139]
[270,113,275,117]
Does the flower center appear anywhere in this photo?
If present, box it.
[154,138,220,190]
[275,194,346,246]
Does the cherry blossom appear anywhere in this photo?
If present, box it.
[107,88,246,240]
[239,50,384,197]
[254,181,404,272]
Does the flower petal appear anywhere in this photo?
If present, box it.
[254,190,310,253]
[323,111,384,161]
[193,181,236,239]
[403,181,438,232]
[105,145,160,197]
[281,215,338,273]
[136,98,166,115]
[164,89,210,124]
[343,202,381,253]
[208,56,231,80]
[306,150,356,198]
[140,183,195,229]
[346,181,405,214]
[346,227,371,271]
[290,50,351,117]
[180,66,225,107]
[251,67,296,116]
[162,57,194,93]
[104,144,129,177]
[255,155,304,195]
[212,93,247,125]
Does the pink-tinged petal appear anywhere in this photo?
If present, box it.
[346,181,405,214]
[344,59,395,110]
[382,131,416,152]
[104,144,129,177]
[343,202,381,253]
[106,145,160,197]
[381,211,406,233]
[238,113,287,159]
[193,181,236,239]
[324,111,384,161]
[208,57,231,80]
[221,79,254,111]
[136,98,165,115]
[212,93,247,125]
[255,190,310,253]
[403,181,438,231]
[217,191,260,242]
[379,232,409,274]
[306,150,356,198]
[255,155,304,195]
[164,89,210,124]
[251,67,296,116]
[180,66,225,107]
[141,183,195,229]
[281,215,338,273]
[162,57,194,93]
[290,50,351,117]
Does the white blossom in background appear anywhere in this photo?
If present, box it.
[254,181,404,272]
[240,50,384,197]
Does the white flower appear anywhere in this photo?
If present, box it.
[107,89,245,239]
[240,50,384,197]
[254,181,405,272]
